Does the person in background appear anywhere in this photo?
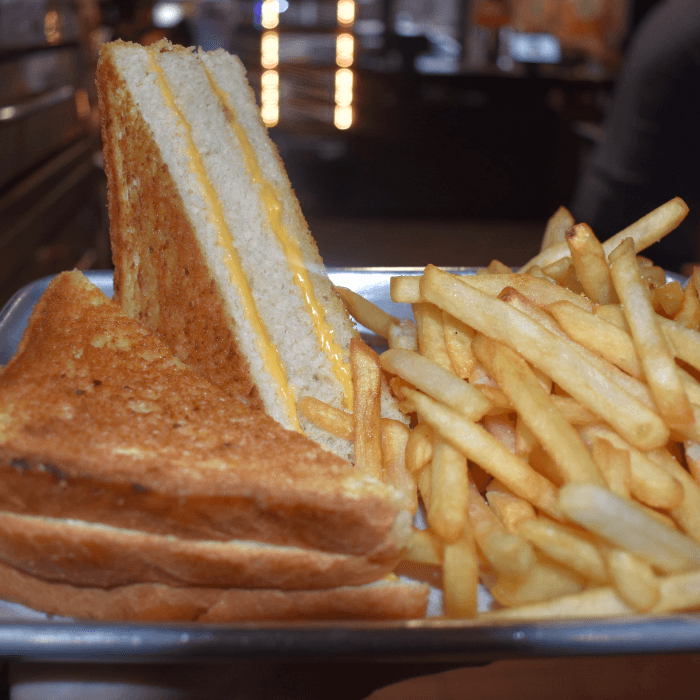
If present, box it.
[569,0,700,273]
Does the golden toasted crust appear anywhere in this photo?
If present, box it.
[96,41,262,409]
[0,560,429,621]
[0,272,407,562]
[0,512,395,590]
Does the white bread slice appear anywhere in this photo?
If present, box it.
[97,40,405,461]
[0,560,429,622]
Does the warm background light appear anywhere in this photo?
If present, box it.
[337,0,355,26]
[261,0,279,29]
[335,33,354,67]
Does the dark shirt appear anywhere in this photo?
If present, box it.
[570,0,700,271]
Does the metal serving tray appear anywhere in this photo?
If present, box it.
[0,268,698,665]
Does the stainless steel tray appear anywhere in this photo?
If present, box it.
[0,268,698,664]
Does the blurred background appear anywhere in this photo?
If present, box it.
[0,0,689,307]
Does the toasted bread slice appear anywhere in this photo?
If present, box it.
[0,560,429,622]
[97,40,404,461]
[0,272,411,567]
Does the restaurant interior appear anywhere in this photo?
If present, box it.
[0,0,663,307]
[2,1,700,698]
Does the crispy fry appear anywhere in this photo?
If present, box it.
[413,302,454,372]
[589,435,631,499]
[558,483,700,574]
[404,387,562,519]
[519,197,689,273]
[518,517,608,584]
[421,265,669,450]
[609,238,694,430]
[490,558,584,608]
[390,275,421,304]
[442,312,477,379]
[297,396,353,441]
[468,480,536,578]
[675,273,700,330]
[541,205,575,251]
[565,223,617,304]
[579,424,682,510]
[604,548,660,613]
[335,286,399,339]
[483,568,700,620]
[405,422,434,474]
[442,523,479,618]
[651,280,685,317]
[402,528,443,566]
[387,318,418,351]
[485,480,537,532]
[380,348,491,421]
[547,300,643,379]
[474,334,604,486]
[350,339,383,479]
[381,418,417,513]
[427,436,469,542]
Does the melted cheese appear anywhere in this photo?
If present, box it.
[147,52,301,431]
[203,66,354,410]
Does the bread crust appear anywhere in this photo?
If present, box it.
[0,272,408,563]
[0,559,429,621]
[0,511,395,590]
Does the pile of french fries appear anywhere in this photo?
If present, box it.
[304,196,700,621]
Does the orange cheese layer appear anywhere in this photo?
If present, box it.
[148,51,301,431]
[203,66,354,410]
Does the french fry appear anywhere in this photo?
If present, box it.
[651,280,685,317]
[468,480,536,578]
[486,259,513,274]
[684,439,700,482]
[589,435,631,499]
[442,312,477,379]
[335,286,399,339]
[381,418,418,514]
[541,205,575,252]
[558,483,700,574]
[490,558,584,608]
[565,223,617,304]
[413,302,454,372]
[350,338,383,479]
[420,265,669,451]
[380,348,491,421]
[442,522,479,618]
[503,287,657,410]
[427,436,469,542]
[297,395,353,441]
[460,273,594,311]
[609,238,694,430]
[387,318,418,351]
[519,197,689,273]
[518,517,608,584]
[675,273,700,331]
[644,447,700,543]
[485,480,537,532]
[390,275,421,304]
[405,421,434,474]
[603,548,660,613]
[579,424,682,510]
[482,414,517,455]
[403,387,562,519]
[547,300,643,379]
[402,528,443,566]
[474,334,604,486]
[514,415,539,457]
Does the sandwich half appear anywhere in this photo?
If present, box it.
[97,40,402,460]
[0,271,423,615]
